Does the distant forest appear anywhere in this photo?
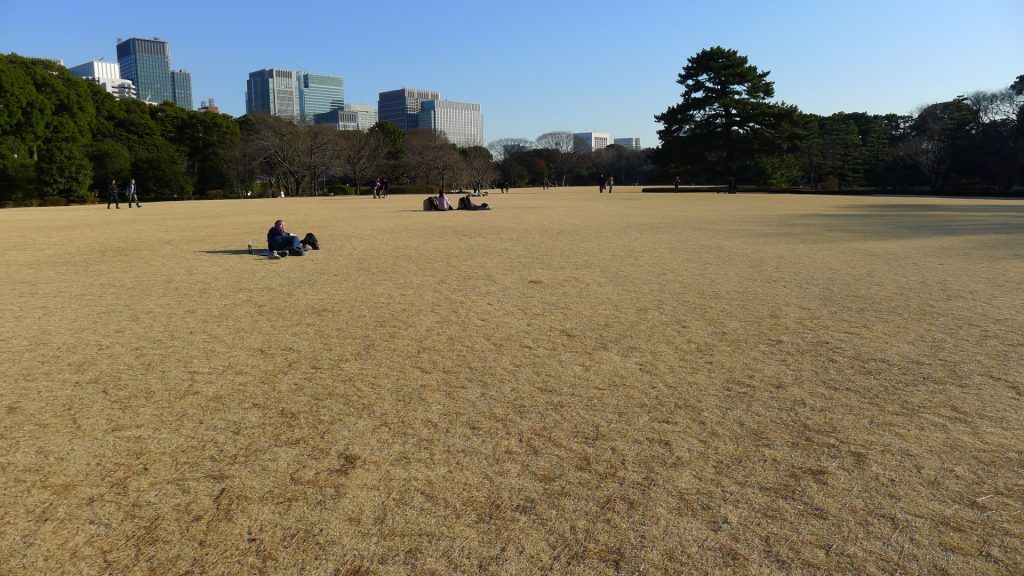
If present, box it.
[1,50,1021,206]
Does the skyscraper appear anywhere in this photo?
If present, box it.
[246,68,299,121]
[418,100,483,147]
[298,73,344,123]
[171,69,193,110]
[116,38,173,104]
[377,88,440,131]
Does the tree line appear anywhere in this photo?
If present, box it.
[0,54,502,204]
[655,46,1024,192]
[2,50,1021,206]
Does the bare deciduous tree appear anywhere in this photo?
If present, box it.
[335,129,382,194]
[536,131,579,185]
[405,130,460,192]
[487,138,534,162]
[460,146,495,192]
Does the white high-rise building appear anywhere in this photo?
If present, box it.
[418,100,483,147]
[573,132,611,153]
[67,60,137,100]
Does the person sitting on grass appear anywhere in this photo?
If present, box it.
[457,194,491,211]
[436,191,453,210]
[266,220,319,258]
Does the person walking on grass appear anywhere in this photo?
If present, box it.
[125,178,141,208]
[607,175,614,194]
[599,174,606,193]
[107,179,120,209]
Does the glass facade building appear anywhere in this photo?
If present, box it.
[418,100,483,147]
[613,137,641,151]
[344,103,378,131]
[171,70,193,110]
[378,88,440,131]
[298,73,344,124]
[573,132,611,153]
[116,38,173,105]
[116,38,191,108]
[314,104,378,131]
[246,68,300,121]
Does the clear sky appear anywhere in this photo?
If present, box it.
[2,0,1021,149]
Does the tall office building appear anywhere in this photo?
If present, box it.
[171,69,193,110]
[246,68,300,121]
[378,88,440,131]
[298,73,344,123]
[418,100,483,147]
[67,60,137,100]
[116,38,174,104]
[573,132,611,153]
[613,137,641,151]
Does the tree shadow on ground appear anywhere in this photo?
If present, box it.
[770,203,1024,243]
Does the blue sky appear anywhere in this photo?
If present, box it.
[2,0,1021,149]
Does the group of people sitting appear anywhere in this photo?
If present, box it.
[266,220,319,259]
[263,191,490,260]
[423,191,490,211]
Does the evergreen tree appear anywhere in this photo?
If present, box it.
[655,47,799,187]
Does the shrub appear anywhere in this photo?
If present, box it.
[41,196,67,206]
[329,183,356,196]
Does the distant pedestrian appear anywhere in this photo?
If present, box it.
[598,174,606,193]
[107,179,120,209]
[607,175,614,194]
[382,178,390,198]
[674,176,680,191]
[372,178,382,198]
[125,178,141,207]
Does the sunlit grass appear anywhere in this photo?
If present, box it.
[1,188,1022,574]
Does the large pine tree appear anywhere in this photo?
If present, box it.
[656,47,799,187]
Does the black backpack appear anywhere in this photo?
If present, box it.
[302,232,320,250]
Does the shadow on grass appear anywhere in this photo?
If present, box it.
[779,203,1024,242]
[199,249,262,256]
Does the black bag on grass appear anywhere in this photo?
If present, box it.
[302,232,320,250]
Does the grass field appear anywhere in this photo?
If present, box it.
[1,188,1022,575]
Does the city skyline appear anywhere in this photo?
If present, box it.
[2,0,1021,149]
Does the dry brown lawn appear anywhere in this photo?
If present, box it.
[1,188,1022,575]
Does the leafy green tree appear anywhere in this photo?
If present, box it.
[820,114,863,188]
[133,139,191,199]
[900,97,979,190]
[655,46,799,187]
[86,140,131,191]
